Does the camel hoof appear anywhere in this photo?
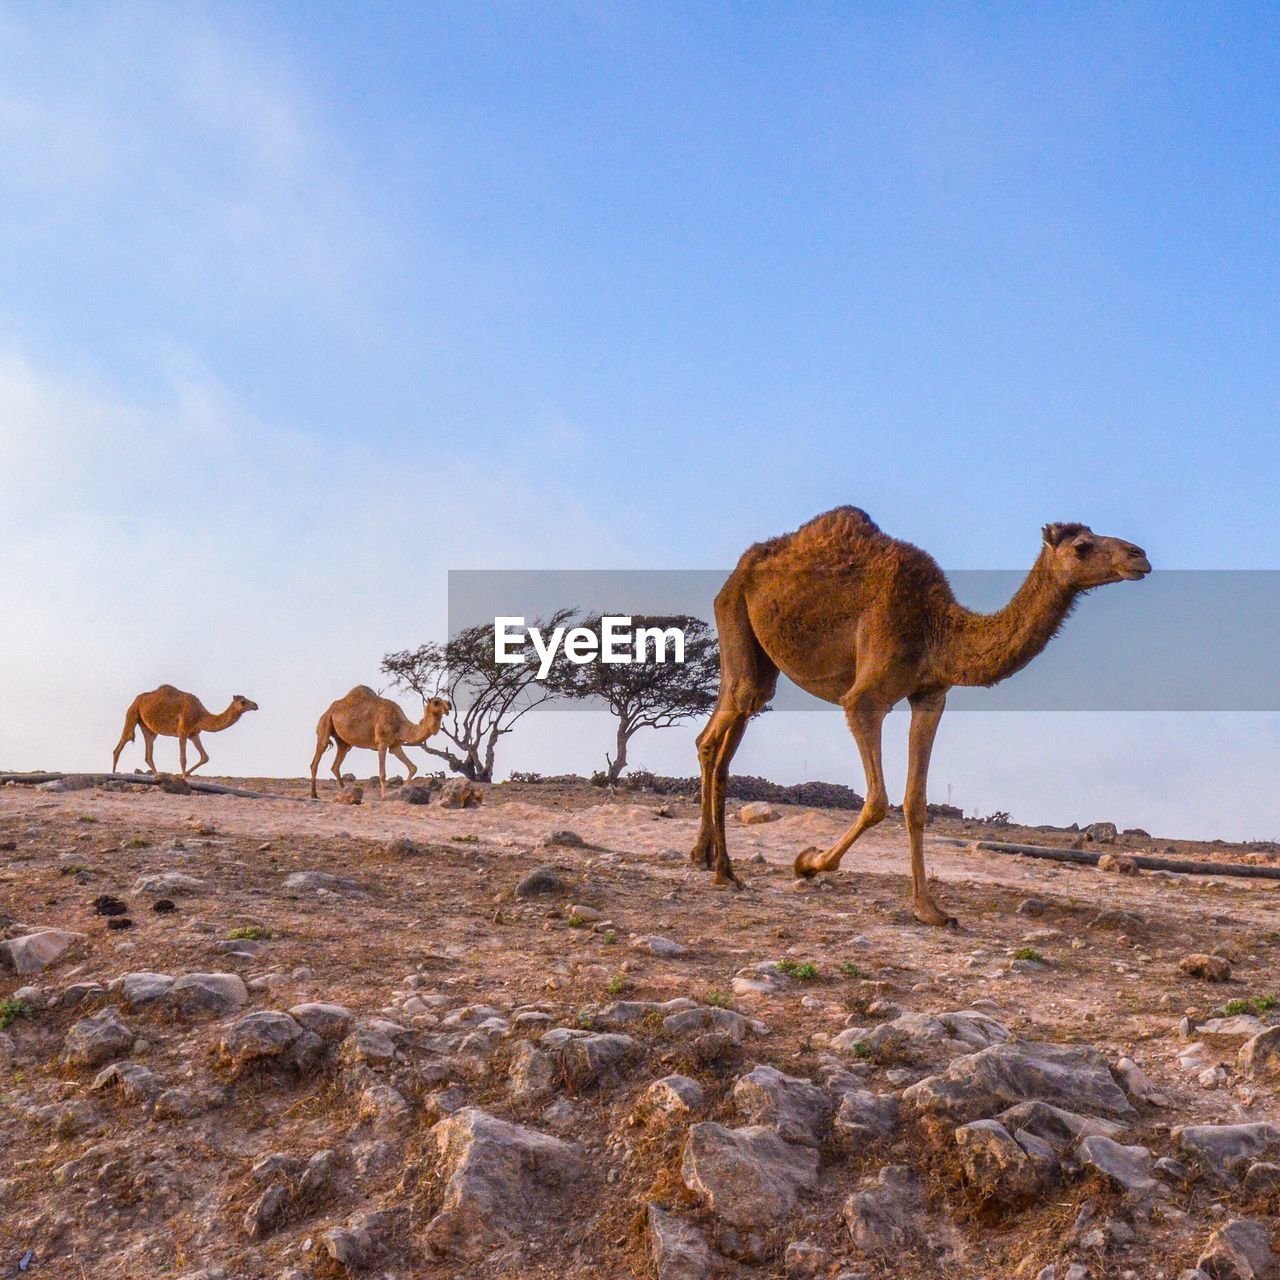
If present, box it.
[712,873,743,891]
[793,846,823,879]
[912,900,959,929]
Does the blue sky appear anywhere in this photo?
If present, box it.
[2,3,1278,837]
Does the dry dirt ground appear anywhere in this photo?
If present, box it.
[2,776,1279,1280]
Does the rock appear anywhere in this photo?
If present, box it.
[733,961,792,996]
[323,1209,397,1269]
[400,783,433,804]
[1114,1056,1167,1104]
[738,802,778,825]
[1016,897,1050,917]
[171,972,248,1017]
[842,1164,925,1255]
[541,1028,636,1089]
[996,1101,1124,1152]
[359,1083,412,1128]
[153,1086,224,1120]
[134,872,207,896]
[116,971,176,1008]
[632,1075,705,1126]
[63,1009,135,1068]
[516,866,566,897]
[509,1041,557,1103]
[1076,1135,1156,1193]
[784,1240,834,1278]
[1086,822,1119,844]
[438,778,483,809]
[424,1108,585,1259]
[1174,1123,1280,1186]
[636,934,686,958]
[681,1122,819,1228]
[288,1002,354,1043]
[859,1009,1011,1064]
[90,1061,161,1103]
[647,1203,713,1280]
[903,1041,1135,1124]
[386,836,428,857]
[1243,1163,1280,1196]
[217,1011,304,1069]
[339,1027,399,1067]
[92,894,129,915]
[282,870,358,892]
[832,1089,900,1141]
[733,1064,832,1147]
[243,1185,290,1239]
[1238,1027,1280,1079]
[1180,954,1232,982]
[1089,909,1144,932]
[1198,1015,1269,1043]
[542,830,585,847]
[1197,1219,1277,1280]
[954,1118,1047,1204]
[567,903,603,922]
[334,786,363,805]
[0,928,85,974]
[590,998,698,1029]
[1098,854,1138,875]
[663,1005,765,1042]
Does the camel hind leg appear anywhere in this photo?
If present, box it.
[691,578,778,885]
[310,717,335,799]
[331,742,351,790]
[141,726,159,774]
[188,733,210,775]
[112,700,141,772]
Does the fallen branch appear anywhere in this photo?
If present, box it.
[976,839,1280,882]
[0,772,304,802]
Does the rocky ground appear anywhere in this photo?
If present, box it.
[1,774,1279,1280]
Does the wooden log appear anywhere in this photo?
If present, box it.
[0,772,303,802]
[976,839,1280,882]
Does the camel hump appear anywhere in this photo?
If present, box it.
[346,685,379,699]
[737,505,885,571]
[152,683,181,696]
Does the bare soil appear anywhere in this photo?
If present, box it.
[2,775,1278,1279]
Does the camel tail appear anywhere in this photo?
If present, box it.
[112,698,142,771]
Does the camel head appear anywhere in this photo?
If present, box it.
[231,695,260,714]
[1042,523,1151,590]
[422,696,452,734]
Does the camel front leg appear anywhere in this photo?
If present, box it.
[332,743,351,790]
[188,733,210,775]
[794,689,891,877]
[390,745,417,784]
[179,736,189,776]
[904,690,955,927]
[378,746,388,796]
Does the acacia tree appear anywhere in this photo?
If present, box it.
[560,614,720,781]
[381,607,576,782]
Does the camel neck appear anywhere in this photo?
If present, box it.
[202,706,243,733]
[935,555,1078,688]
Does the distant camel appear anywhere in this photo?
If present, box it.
[310,685,452,799]
[692,507,1150,926]
[112,685,259,777]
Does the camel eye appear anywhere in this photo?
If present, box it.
[1074,541,1094,559]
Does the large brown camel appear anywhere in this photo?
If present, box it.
[691,507,1150,926]
[310,685,452,798]
[112,685,259,776]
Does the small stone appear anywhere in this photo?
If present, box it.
[438,778,483,809]
[681,1122,819,1228]
[288,1002,355,1043]
[134,871,207,896]
[732,1064,831,1147]
[542,830,585,847]
[90,1061,161,1103]
[842,1164,925,1255]
[631,1075,705,1126]
[116,971,176,1008]
[0,928,85,974]
[63,1009,135,1068]
[636,934,686,958]
[737,802,778,825]
[647,1203,712,1280]
[386,836,428,857]
[1098,854,1138,875]
[784,1240,833,1279]
[243,1185,290,1239]
[1238,1027,1280,1079]
[171,972,249,1017]
[516,866,566,897]
[1197,1219,1277,1280]
[218,1011,304,1069]
[1075,1135,1156,1193]
[1180,954,1232,982]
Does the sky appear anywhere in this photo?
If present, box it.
[1,2,1278,839]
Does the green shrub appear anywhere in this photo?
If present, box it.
[777,959,818,980]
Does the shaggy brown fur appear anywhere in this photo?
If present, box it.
[692,507,1150,925]
[112,685,258,777]
[310,685,451,799]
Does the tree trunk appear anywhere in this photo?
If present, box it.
[606,720,631,781]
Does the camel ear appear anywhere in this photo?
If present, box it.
[1042,523,1066,547]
